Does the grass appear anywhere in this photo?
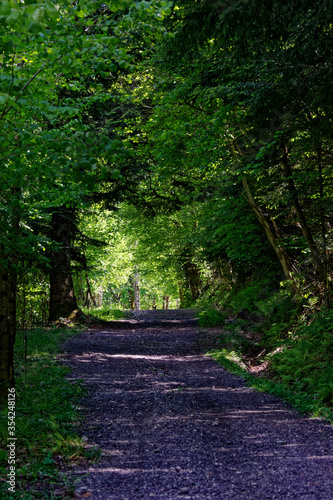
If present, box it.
[0,326,98,499]
[207,346,333,422]
[201,315,333,423]
[81,306,132,322]
[197,281,333,423]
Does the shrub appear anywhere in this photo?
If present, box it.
[198,309,227,327]
[271,309,333,406]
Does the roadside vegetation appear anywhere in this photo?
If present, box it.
[0,326,98,499]
[198,280,333,423]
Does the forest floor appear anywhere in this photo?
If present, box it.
[60,309,333,499]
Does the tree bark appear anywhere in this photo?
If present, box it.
[0,260,17,401]
[134,271,140,310]
[163,295,170,309]
[242,176,297,286]
[97,290,103,307]
[178,281,185,308]
[83,270,97,309]
[128,274,135,309]
[317,148,327,256]
[49,209,78,321]
[0,187,20,401]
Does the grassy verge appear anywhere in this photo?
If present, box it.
[207,347,333,423]
[198,303,333,424]
[0,326,97,499]
[81,306,132,322]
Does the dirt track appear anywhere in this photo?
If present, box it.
[61,309,333,499]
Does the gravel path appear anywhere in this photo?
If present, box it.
[62,309,333,499]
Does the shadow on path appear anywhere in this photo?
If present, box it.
[62,309,333,499]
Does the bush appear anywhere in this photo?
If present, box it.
[82,306,131,321]
[198,308,227,327]
[0,326,95,499]
[271,309,333,406]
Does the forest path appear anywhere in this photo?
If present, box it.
[62,309,333,499]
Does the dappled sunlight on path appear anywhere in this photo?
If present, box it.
[62,309,333,499]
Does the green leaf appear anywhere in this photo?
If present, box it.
[0,92,12,106]
[44,4,58,19]
[32,7,44,22]
[11,34,20,45]
[0,1,10,15]
[111,169,120,179]
[162,7,172,16]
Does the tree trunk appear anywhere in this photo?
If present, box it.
[242,176,297,286]
[178,281,185,308]
[49,209,78,321]
[97,290,103,307]
[0,260,17,401]
[128,274,135,309]
[317,148,327,256]
[0,187,20,401]
[83,270,97,309]
[163,295,170,309]
[134,271,140,310]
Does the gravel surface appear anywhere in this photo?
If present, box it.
[61,309,333,499]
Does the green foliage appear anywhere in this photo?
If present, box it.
[197,197,279,272]
[200,277,332,421]
[77,206,182,309]
[17,272,49,327]
[208,349,248,373]
[82,306,131,321]
[271,310,333,406]
[198,309,227,327]
[0,0,332,439]
[154,0,333,300]
[227,281,272,315]
[0,326,94,498]
[255,288,297,346]
[202,276,297,345]
[208,344,333,422]
[206,276,279,318]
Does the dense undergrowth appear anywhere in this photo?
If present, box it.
[0,326,97,499]
[198,279,333,423]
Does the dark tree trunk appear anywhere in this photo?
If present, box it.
[0,260,16,401]
[134,271,140,310]
[0,187,20,401]
[49,209,78,322]
[83,270,97,309]
[128,275,135,310]
[163,295,170,309]
[128,273,140,310]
